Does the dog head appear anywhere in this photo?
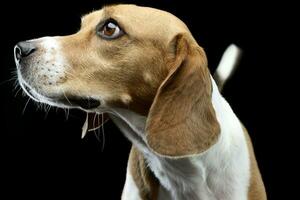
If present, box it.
[15,4,220,157]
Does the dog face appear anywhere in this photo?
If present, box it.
[15,4,192,114]
[15,4,220,157]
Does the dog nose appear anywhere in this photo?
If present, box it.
[14,41,36,61]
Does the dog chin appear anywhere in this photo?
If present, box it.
[24,85,101,111]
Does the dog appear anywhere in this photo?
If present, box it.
[14,4,266,200]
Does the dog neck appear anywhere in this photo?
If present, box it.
[104,77,249,200]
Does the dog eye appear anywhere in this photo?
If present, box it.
[97,19,124,39]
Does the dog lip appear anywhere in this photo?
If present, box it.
[59,96,101,109]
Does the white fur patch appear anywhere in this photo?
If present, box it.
[108,77,251,200]
[121,93,132,105]
[121,166,142,200]
[39,37,68,86]
[16,36,70,106]
[143,72,153,83]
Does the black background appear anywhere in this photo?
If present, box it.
[1,0,297,199]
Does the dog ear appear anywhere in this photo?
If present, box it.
[145,34,220,157]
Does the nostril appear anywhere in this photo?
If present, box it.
[27,46,36,55]
[15,41,37,59]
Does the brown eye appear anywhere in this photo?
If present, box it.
[103,22,117,36]
[97,19,124,39]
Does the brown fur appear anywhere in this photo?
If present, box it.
[56,5,191,116]
[243,126,267,200]
[56,5,265,197]
[21,4,266,198]
[128,146,159,200]
[146,34,220,157]
[129,127,268,200]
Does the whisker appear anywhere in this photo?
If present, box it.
[101,113,106,152]
[66,108,69,120]
[13,80,20,91]
[44,105,51,119]
[93,113,106,151]
[35,103,40,110]
[14,87,22,97]
[94,113,102,143]
[22,97,31,115]
[63,91,72,106]
[0,77,16,86]
[63,108,70,120]
[93,113,97,132]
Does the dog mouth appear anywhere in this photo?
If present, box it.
[21,83,101,110]
[17,75,109,138]
[16,69,101,110]
[57,96,101,109]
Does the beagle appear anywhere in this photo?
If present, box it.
[14,4,266,200]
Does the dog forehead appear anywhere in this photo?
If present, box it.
[83,4,189,41]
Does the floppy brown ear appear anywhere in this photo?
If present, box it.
[145,34,220,157]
